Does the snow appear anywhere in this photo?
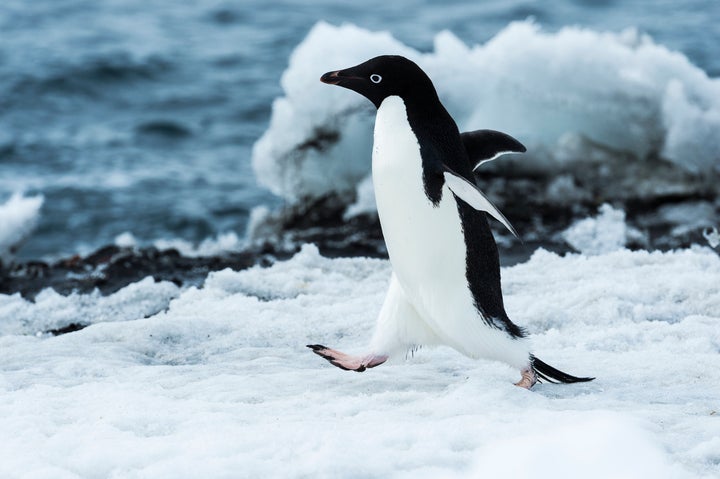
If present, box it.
[1,243,719,478]
[0,277,180,336]
[0,193,44,263]
[252,21,720,208]
[459,413,693,479]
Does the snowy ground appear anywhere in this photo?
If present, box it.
[1,243,718,478]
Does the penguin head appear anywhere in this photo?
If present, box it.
[321,55,436,108]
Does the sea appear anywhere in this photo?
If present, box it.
[1,0,718,259]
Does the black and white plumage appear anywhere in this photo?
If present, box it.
[308,55,592,388]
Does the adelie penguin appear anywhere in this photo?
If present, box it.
[308,55,593,389]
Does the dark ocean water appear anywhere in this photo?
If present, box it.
[2,0,718,259]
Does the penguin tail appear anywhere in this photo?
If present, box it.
[530,355,594,384]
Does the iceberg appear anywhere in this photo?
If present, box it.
[253,21,720,213]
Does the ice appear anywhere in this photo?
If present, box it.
[113,231,245,257]
[562,203,628,255]
[114,231,139,248]
[704,227,720,248]
[1,244,719,477]
[343,174,376,219]
[252,22,413,203]
[0,193,44,263]
[657,201,718,237]
[253,21,720,209]
[153,232,244,257]
[662,80,720,173]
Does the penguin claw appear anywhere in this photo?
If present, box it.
[306,344,387,372]
[514,366,537,389]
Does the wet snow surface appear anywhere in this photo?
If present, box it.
[1,245,718,478]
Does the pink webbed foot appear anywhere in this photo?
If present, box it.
[515,365,537,389]
[307,344,388,372]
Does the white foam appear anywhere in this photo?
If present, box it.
[0,193,44,263]
[253,21,720,210]
[1,245,718,477]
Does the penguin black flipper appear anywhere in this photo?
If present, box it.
[442,165,519,239]
[460,129,526,171]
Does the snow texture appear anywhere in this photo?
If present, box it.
[252,21,720,205]
[0,193,44,263]
[1,244,719,478]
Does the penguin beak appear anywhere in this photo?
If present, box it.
[320,69,364,87]
[320,64,381,108]
[320,70,342,85]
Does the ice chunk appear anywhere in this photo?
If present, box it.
[252,22,415,203]
[344,174,376,219]
[114,231,138,248]
[254,21,720,212]
[153,232,243,257]
[703,226,720,248]
[662,80,720,173]
[562,204,628,255]
[0,193,44,263]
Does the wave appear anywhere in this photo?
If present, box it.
[7,52,173,99]
[0,51,175,130]
[252,21,720,212]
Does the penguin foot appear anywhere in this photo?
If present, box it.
[307,344,388,372]
[515,366,537,389]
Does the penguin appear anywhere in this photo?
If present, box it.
[307,55,592,388]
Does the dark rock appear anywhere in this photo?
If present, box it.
[47,323,88,336]
[1,172,716,300]
[0,245,290,300]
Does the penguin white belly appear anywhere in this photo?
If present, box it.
[372,96,529,367]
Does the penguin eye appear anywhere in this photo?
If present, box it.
[370,74,382,84]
